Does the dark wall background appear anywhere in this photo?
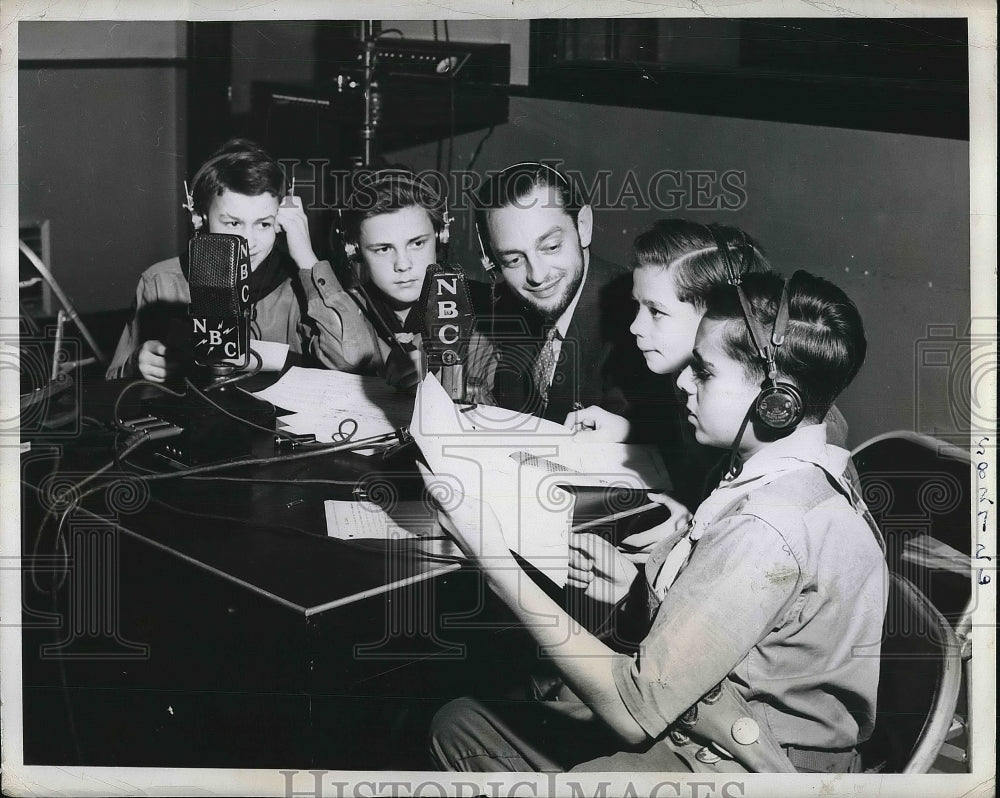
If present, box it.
[17,21,971,445]
[19,22,186,318]
[387,97,970,446]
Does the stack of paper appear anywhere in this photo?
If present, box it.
[252,366,413,442]
[409,374,670,586]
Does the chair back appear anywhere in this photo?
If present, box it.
[858,571,962,773]
[852,431,971,625]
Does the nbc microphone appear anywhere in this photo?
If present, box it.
[188,233,252,376]
[419,263,477,401]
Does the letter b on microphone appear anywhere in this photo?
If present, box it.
[188,234,252,369]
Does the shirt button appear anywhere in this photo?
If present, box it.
[695,746,722,765]
[668,728,690,746]
[317,278,326,285]
[731,716,760,745]
[702,683,724,704]
[679,704,699,727]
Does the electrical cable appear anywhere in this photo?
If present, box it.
[30,429,172,593]
[181,475,364,487]
[145,494,320,539]
[466,125,495,171]
[182,375,301,443]
[725,403,757,480]
[18,239,106,364]
[78,429,410,499]
[146,496,464,567]
[203,347,264,391]
[447,78,456,188]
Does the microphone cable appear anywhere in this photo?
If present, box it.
[724,403,757,481]
[29,423,184,593]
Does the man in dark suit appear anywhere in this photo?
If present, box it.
[474,162,652,424]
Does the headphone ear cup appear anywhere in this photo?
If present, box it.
[438,210,452,247]
[754,382,804,430]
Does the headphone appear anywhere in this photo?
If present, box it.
[334,168,452,263]
[474,161,575,274]
[713,227,804,432]
[182,144,289,232]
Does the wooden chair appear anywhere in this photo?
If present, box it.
[852,431,973,773]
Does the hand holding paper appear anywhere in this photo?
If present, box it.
[409,373,575,585]
[567,532,638,604]
[619,492,693,555]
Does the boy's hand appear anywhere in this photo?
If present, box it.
[563,405,630,442]
[136,340,177,383]
[568,532,637,604]
[276,195,319,271]
[618,492,693,554]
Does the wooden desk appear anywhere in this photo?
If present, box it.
[19,378,516,769]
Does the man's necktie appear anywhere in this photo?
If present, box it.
[532,325,560,403]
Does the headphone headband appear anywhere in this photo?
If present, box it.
[184,143,286,231]
[334,168,452,261]
[474,161,575,272]
[712,228,804,443]
[709,226,775,370]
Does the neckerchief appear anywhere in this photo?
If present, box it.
[364,282,423,352]
[249,247,292,303]
[649,424,861,599]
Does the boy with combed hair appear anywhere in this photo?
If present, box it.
[418,269,887,774]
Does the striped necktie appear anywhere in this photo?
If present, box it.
[532,325,560,403]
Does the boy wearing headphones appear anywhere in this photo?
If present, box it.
[419,270,887,774]
[106,138,318,381]
[570,220,860,511]
[299,168,495,396]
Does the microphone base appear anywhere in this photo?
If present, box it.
[194,361,239,378]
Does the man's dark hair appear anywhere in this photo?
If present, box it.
[704,271,867,421]
[474,162,582,252]
[191,138,284,217]
[632,220,770,309]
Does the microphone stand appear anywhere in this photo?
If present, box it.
[18,239,106,375]
[360,20,381,167]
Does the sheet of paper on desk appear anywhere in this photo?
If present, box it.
[253,366,413,440]
[411,374,668,488]
[409,374,576,585]
[324,499,462,558]
[250,340,290,371]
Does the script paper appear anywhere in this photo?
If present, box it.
[324,499,462,559]
[225,339,289,372]
[247,339,289,371]
[252,366,413,441]
[408,374,669,585]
